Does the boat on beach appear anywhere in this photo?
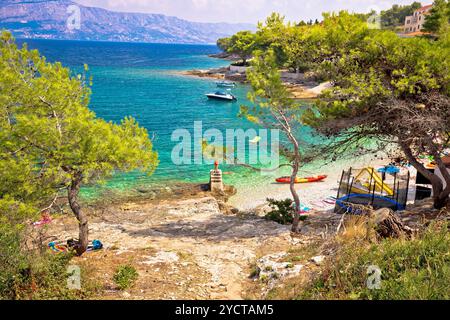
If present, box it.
[276,175,328,184]
[216,81,236,88]
[206,91,237,101]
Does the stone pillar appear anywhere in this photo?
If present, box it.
[210,161,224,193]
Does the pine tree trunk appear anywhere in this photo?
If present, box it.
[67,172,88,256]
[290,159,301,233]
[434,195,450,210]
[431,153,450,209]
[278,113,302,233]
[399,142,448,209]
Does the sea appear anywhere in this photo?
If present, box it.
[18,39,316,201]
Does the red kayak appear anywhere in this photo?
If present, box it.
[276,175,328,184]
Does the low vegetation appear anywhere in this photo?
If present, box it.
[265,198,295,225]
[0,223,98,300]
[267,220,450,300]
[265,198,307,225]
[304,222,450,300]
[113,265,139,291]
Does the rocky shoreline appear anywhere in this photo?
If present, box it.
[178,67,248,83]
[84,181,239,215]
[208,52,241,61]
[179,55,331,100]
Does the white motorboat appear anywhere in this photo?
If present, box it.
[216,81,236,88]
[206,91,237,101]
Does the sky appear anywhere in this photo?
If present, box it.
[74,0,429,24]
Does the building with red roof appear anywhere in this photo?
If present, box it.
[404,4,433,34]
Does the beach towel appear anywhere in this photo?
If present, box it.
[32,213,52,227]
[48,239,104,253]
[48,241,69,253]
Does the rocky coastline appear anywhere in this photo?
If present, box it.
[180,52,332,99]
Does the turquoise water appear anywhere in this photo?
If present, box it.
[20,39,296,198]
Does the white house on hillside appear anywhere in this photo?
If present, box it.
[404,4,433,34]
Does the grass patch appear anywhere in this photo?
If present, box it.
[249,263,260,279]
[176,251,193,261]
[283,240,323,264]
[113,265,139,291]
[260,275,270,284]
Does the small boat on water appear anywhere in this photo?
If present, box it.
[206,91,237,101]
[216,81,236,88]
[276,175,328,184]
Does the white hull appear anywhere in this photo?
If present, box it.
[206,93,236,101]
[216,81,236,88]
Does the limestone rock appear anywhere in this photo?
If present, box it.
[256,252,303,287]
[310,255,325,266]
[141,251,179,265]
[167,197,221,217]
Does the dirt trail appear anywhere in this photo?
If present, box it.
[47,196,296,300]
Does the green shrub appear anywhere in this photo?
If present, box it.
[265,198,294,225]
[249,263,260,279]
[265,198,307,225]
[0,222,96,300]
[113,265,138,290]
[300,222,450,300]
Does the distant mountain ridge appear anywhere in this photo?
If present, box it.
[0,0,255,44]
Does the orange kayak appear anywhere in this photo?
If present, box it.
[276,175,327,184]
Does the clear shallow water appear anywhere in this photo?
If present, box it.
[20,39,301,199]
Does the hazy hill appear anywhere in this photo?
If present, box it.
[0,0,255,44]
